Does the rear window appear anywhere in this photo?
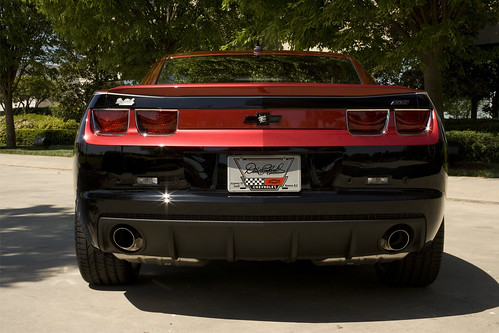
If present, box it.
[156,54,362,84]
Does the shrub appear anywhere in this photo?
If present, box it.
[446,130,499,163]
[12,107,52,115]
[0,114,79,145]
[50,104,86,122]
[14,129,77,146]
[444,119,499,133]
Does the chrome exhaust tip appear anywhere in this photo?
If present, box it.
[112,226,144,252]
[381,225,412,252]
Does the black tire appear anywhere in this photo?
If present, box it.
[375,220,444,287]
[75,217,141,285]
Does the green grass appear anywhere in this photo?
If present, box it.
[0,145,74,157]
[448,162,499,178]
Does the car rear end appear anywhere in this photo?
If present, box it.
[74,52,447,286]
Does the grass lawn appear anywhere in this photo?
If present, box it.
[0,145,74,157]
[448,162,499,178]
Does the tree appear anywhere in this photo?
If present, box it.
[14,66,56,114]
[444,49,499,119]
[1,0,54,148]
[50,44,121,121]
[223,0,499,118]
[36,0,243,81]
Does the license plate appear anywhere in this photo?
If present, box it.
[228,155,301,193]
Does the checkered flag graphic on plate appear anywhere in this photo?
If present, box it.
[244,178,265,186]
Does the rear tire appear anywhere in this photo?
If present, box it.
[375,220,444,287]
[75,217,141,285]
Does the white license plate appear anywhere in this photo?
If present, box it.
[228,155,301,193]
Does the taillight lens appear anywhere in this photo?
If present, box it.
[136,109,177,135]
[395,109,431,134]
[92,109,129,135]
[347,110,389,135]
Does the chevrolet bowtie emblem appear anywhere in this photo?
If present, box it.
[244,112,281,125]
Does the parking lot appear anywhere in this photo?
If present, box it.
[1,155,498,333]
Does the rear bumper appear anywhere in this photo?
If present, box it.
[77,188,445,262]
[75,140,446,263]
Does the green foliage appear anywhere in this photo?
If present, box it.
[444,51,498,100]
[445,119,499,133]
[224,0,499,117]
[10,107,52,116]
[0,1,54,75]
[443,48,499,118]
[446,130,499,163]
[6,128,76,146]
[0,145,74,157]
[36,0,244,81]
[49,41,125,121]
[224,0,497,68]
[1,0,56,147]
[444,97,472,119]
[0,114,78,145]
[49,104,86,123]
[448,163,499,178]
[14,73,56,113]
[0,114,78,131]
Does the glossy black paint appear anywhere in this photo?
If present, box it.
[91,92,433,110]
[75,136,446,259]
[75,90,446,262]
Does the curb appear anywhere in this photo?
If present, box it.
[0,154,73,171]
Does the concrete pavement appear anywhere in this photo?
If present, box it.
[1,154,498,333]
[0,154,73,171]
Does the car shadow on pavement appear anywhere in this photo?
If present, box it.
[111,253,499,323]
[0,205,75,287]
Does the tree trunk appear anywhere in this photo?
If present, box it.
[421,50,444,119]
[492,91,498,119]
[471,96,479,119]
[3,90,17,148]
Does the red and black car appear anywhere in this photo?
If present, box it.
[74,51,447,287]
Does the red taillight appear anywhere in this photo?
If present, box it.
[92,109,129,135]
[136,109,177,135]
[395,109,431,134]
[347,110,389,135]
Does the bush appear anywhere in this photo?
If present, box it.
[446,130,499,163]
[444,119,499,133]
[12,107,53,115]
[14,129,77,146]
[0,114,79,146]
[50,104,86,122]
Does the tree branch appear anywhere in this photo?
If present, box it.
[418,5,429,25]
[411,7,425,29]
[430,0,439,25]
[390,21,412,40]
[453,1,468,22]
[442,0,448,22]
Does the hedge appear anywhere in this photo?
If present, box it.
[0,129,78,146]
[446,130,499,163]
[1,114,79,146]
[444,119,499,133]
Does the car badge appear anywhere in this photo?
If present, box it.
[116,98,135,106]
[244,112,281,125]
[257,112,269,125]
[391,99,410,106]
